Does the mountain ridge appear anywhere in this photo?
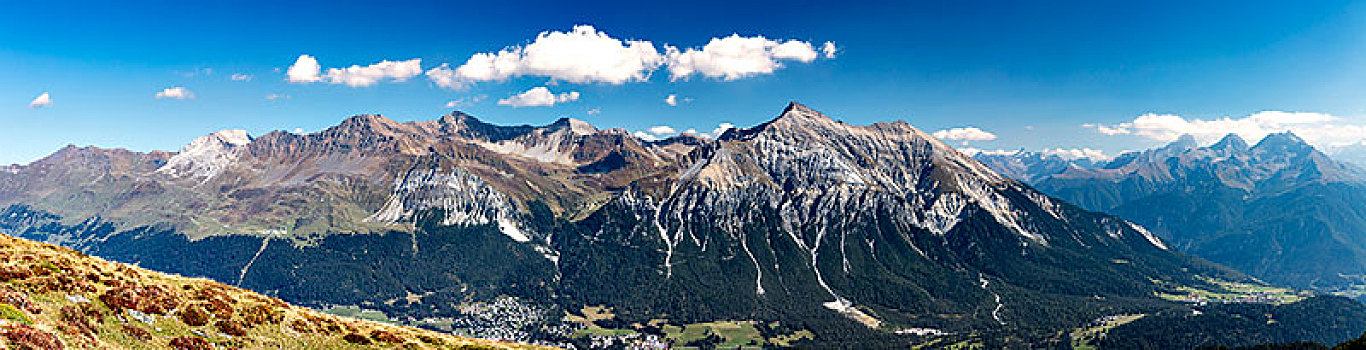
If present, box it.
[0,102,1326,348]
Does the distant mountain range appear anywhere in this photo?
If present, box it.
[977,132,1366,295]
[0,103,1359,348]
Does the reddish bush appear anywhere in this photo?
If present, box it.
[343,333,372,345]
[0,324,63,350]
[370,330,403,343]
[120,325,152,341]
[215,319,247,337]
[168,336,212,350]
[240,304,283,326]
[98,286,180,315]
[0,265,33,282]
[289,319,314,333]
[58,305,96,338]
[178,304,212,327]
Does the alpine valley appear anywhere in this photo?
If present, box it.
[3,103,1363,348]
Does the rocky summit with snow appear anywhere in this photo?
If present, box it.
[1,102,1353,348]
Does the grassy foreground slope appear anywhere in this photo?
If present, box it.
[0,233,546,349]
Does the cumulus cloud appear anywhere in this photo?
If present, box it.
[427,25,834,88]
[664,35,822,81]
[426,64,464,89]
[265,94,290,100]
[586,108,601,116]
[155,87,194,99]
[322,59,422,87]
[28,92,52,108]
[434,25,664,87]
[1042,148,1110,161]
[931,127,997,142]
[648,125,677,135]
[286,55,422,87]
[230,73,252,81]
[497,86,580,107]
[286,55,322,83]
[632,131,660,141]
[1085,111,1366,146]
[698,123,735,139]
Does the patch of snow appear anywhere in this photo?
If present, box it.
[497,218,531,242]
[895,328,947,336]
[1126,221,1168,250]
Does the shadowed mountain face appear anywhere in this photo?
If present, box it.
[0,103,1317,347]
[1022,133,1366,292]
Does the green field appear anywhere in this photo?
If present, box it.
[663,321,766,348]
[1155,276,1306,305]
[320,305,393,323]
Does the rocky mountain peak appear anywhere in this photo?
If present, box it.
[330,114,405,136]
[1253,131,1312,153]
[158,129,253,179]
[547,117,599,136]
[1209,133,1249,153]
[1163,134,1200,153]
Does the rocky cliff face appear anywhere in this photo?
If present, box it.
[0,102,1253,347]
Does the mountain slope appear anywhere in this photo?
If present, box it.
[0,103,1312,347]
[1026,133,1366,292]
[0,232,538,349]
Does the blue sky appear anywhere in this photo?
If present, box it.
[5,0,1366,164]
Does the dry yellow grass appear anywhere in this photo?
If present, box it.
[0,233,554,349]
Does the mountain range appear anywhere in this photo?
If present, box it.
[1,103,1361,348]
[977,133,1366,296]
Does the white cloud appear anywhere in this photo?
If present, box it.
[288,55,423,87]
[444,95,486,108]
[931,127,997,142]
[497,86,580,107]
[155,87,194,99]
[265,94,290,100]
[665,94,678,106]
[959,148,1020,157]
[1042,148,1110,162]
[427,25,834,88]
[633,131,661,141]
[426,64,464,89]
[648,125,677,135]
[291,127,305,134]
[698,122,735,139]
[435,25,664,88]
[322,59,422,87]
[586,108,601,116]
[664,35,821,81]
[1086,111,1366,146]
[286,55,322,83]
[1081,123,1131,135]
[230,73,252,81]
[821,41,838,59]
[28,92,52,108]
